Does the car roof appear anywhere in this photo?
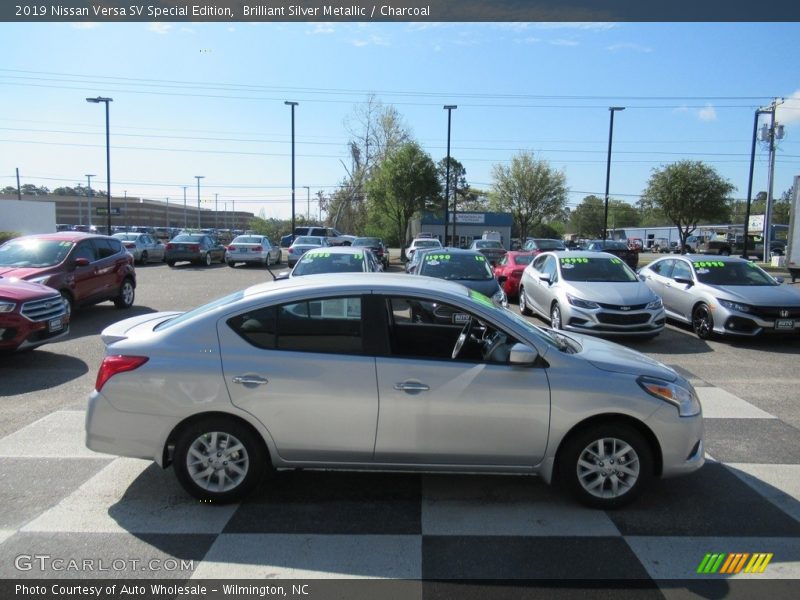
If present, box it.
[303,246,367,255]
[537,250,622,259]
[11,232,110,243]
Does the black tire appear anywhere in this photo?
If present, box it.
[140,251,148,265]
[60,291,73,319]
[204,253,212,267]
[226,260,236,268]
[519,286,533,316]
[719,248,731,257]
[550,303,563,330]
[173,417,268,503]
[692,303,714,340]
[558,422,653,509]
[113,277,135,309]
[167,260,176,267]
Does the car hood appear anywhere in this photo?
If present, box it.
[100,311,181,345]
[0,266,50,280]
[0,278,59,300]
[708,284,800,306]
[564,281,657,305]
[567,332,678,381]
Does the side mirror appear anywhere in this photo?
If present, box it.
[73,257,90,268]
[774,276,785,284]
[539,274,551,284]
[674,276,694,286]
[509,343,539,366]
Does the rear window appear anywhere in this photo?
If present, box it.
[232,236,262,244]
[172,235,203,243]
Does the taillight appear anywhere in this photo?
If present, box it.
[166,243,174,250]
[124,242,136,249]
[227,245,236,251]
[190,245,200,252]
[288,247,294,254]
[253,245,263,251]
[95,355,149,392]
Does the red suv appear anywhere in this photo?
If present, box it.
[0,277,70,352]
[0,232,136,316]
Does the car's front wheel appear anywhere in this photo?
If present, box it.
[550,303,563,330]
[173,417,268,503]
[204,253,212,267]
[558,422,653,509]
[519,286,532,316]
[113,277,135,309]
[692,303,714,340]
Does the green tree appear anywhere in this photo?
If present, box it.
[489,151,568,240]
[640,160,735,248]
[366,142,440,257]
[436,156,471,217]
[569,195,604,238]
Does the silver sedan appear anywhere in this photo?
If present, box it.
[112,232,166,265]
[86,273,703,509]
[225,235,281,267]
[519,251,665,338]
[639,255,800,339]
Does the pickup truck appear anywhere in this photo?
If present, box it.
[280,226,352,248]
[696,234,765,259]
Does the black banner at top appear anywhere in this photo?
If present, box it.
[3,1,800,23]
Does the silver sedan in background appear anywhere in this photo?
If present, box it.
[286,236,329,267]
[639,255,800,339]
[112,232,166,265]
[519,251,665,338]
[225,235,282,267]
[86,273,703,509]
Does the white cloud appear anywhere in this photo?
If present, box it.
[532,23,618,31]
[148,23,172,35]
[776,91,800,125]
[308,23,335,35]
[550,39,579,47]
[227,27,236,33]
[515,36,541,45]
[350,34,389,47]
[672,105,690,114]
[698,104,717,121]
[608,42,653,53]
[71,22,100,30]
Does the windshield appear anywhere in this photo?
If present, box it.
[693,260,778,286]
[292,251,366,275]
[475,241,503,249]
[0,239,73,268]
[419,253,493,281]
[294,236,322,245]
[559,257,638,282]
[413,240,442,248]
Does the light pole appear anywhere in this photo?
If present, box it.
[603,106,625,244]
[214,193,219,230]
[85,174,95,229]
[742,108,768,259]
[86,96,113,234]
[443,105,457,247]
[285,101,298,239]
[182,186,187,229]
[123,190,127,229]
[195,176,204,229]
[303,186,311,221]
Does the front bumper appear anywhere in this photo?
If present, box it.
[646,403,705,479]
[712,305,800,337]
[562,305,666,337]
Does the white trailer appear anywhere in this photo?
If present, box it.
[787,175,800,283]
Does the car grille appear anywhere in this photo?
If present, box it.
[596,302,648,311]
[20,295,66,322]
[596,312,652,325]
[748,306,800,318]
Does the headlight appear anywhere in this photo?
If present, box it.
[567,294,599,310]
[28,275,51,286]
[718,299,752,313]
[638,376,701,417]
[646,296,663,310]
[492,288,508,308]
[0,301,16,313]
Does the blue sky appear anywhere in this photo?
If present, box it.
[1,21,799,223]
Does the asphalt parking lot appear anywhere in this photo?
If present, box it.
[1,259,799,595]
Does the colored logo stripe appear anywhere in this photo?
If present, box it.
[697,553,773,574]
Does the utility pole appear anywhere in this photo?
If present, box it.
[443,105,456,246]
[195,176,204,229]
[15,168,22,200]
[123,190,127,229]
[183,186,188,229]
[761,98,784,263]
[214,193,219,230]
[85,174,95,228]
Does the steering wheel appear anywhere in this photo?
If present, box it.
[451,318,475,359]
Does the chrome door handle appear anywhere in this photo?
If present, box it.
[394,382,430,392]
[232,375,269,385]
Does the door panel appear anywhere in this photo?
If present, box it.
[374,357,550,466]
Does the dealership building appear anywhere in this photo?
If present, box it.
[408,211,514,249]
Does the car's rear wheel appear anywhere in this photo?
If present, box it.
[519,286,532,316]
[204,253,212,267]
[719,248,731,257]
[692,303,714,340]
[550,303,563,330]
[173,417,267,503]
[140,251,148,265]
[113,278,135,309]
[167,260,176,267]
[558,422,652,509]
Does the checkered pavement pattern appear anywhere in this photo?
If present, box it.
[1,366,799,590]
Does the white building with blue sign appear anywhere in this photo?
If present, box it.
[408,211,514,249]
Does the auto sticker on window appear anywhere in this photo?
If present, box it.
[302,251,331,261]
[561,257,589,264]
[452,313,471,324]
[475,255,486,262]
[468,289,494,308]
[424,253,451,266]
[610,258,622,265]
[693,261,725,268]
